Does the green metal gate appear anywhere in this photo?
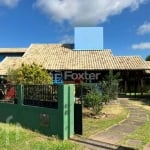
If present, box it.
[74,100,82,135]
[74,85,83,135]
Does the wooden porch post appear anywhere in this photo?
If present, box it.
[124,80,127,93]
[141,78,144,96]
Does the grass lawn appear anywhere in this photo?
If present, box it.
[119,99,150,150]
[0,123,84,150]
[83,103,128,137]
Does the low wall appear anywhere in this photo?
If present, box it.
[0,84,74,140]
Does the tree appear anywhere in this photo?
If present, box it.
[145,55,150,61]
[7,63,52,84]
[101,70,121,101]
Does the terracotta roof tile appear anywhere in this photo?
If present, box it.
[113,56,147,70]
[22,44,113,70]
[0,44,149,75]
[0,57,22,75]
[0,48,26,53]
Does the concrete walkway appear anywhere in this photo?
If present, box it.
[90,98,149,149]
[72,98,149,150]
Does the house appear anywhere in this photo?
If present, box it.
[0,48,26,82]
[0,27,149,94]
[0,48,26,62]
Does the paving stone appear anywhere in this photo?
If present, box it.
[71,137,119,150]
[128,118,147,123]
[128,118,147,121]
[129,114,147,117]
[124,139,142,149]
[123,121,145,126]
[92,133,126,144]
[130,110,146,113]
[121,120,144,126]
[113,125,138,134]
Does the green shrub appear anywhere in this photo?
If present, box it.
[102,94,109,104]
[85,90,103,115]
[80,83,102,108]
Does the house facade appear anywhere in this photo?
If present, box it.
[0,27,150,94]
[0,48,26,62]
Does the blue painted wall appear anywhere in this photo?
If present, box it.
[74,27,103,50]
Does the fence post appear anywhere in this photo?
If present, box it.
[68,84,74,138]
[58,84,69,140]
[16,84,24,105]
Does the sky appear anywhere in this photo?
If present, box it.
[0,0,150,59]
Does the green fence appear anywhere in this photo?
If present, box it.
[0,84,74,140]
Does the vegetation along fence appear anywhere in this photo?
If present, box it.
[0,84,75,140]
[23,85,58,108]
[0,84,17,103]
